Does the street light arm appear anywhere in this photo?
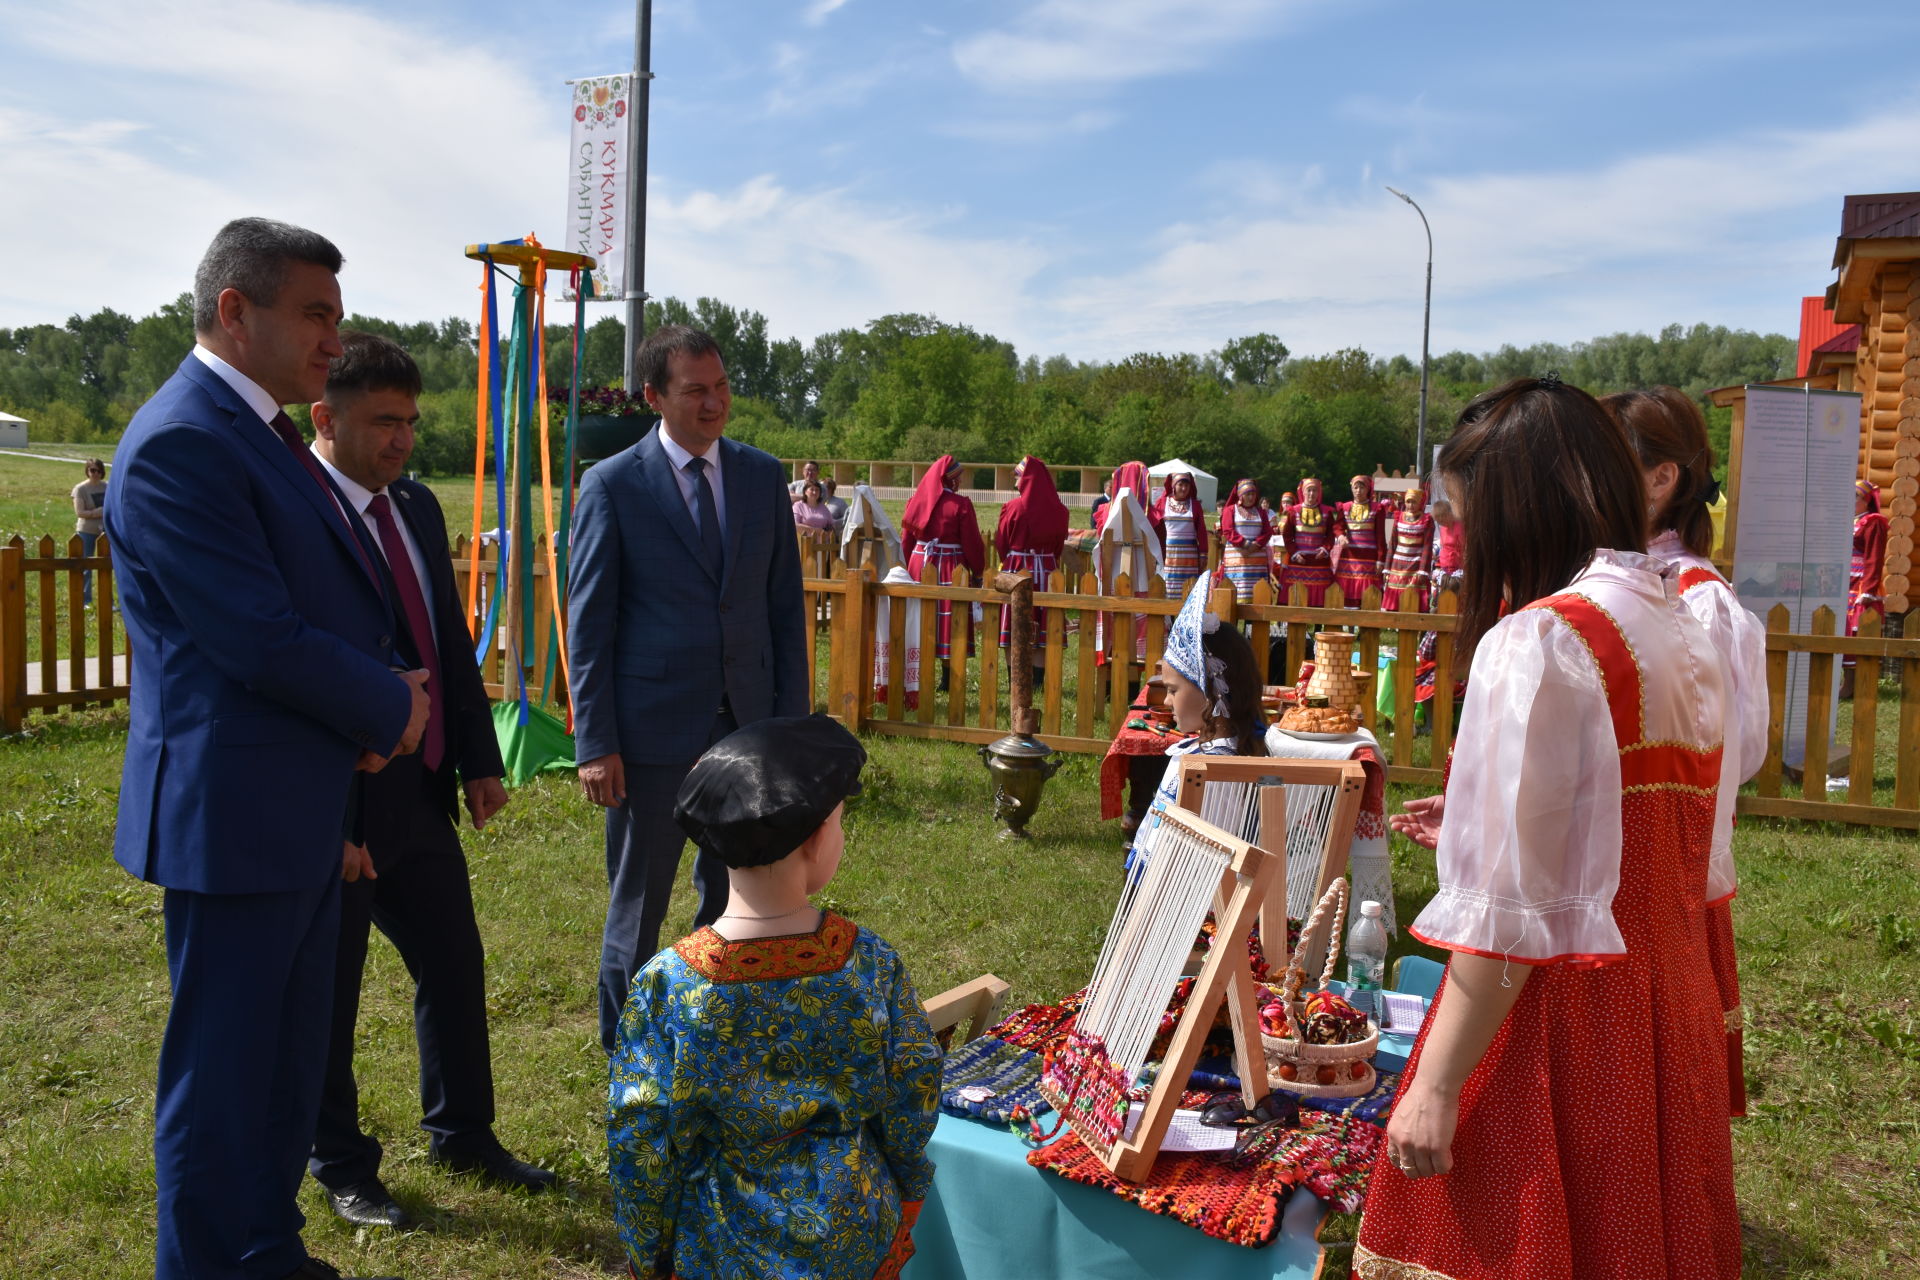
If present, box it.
[1385,186,1434,480]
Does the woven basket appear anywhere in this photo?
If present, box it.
[1259,878,1379,1099]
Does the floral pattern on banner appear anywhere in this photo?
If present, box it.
[608,918,943,1280]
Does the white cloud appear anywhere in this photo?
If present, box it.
[0,0,561,326]
[952,0,1313,92]
[644,175,1049,346]
[935,108,1118,145]
[804,0,852,26]
[1042,101,1920,359]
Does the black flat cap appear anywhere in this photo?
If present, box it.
[674,714,866,868]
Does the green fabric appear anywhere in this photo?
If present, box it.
[902,1114,1326,1279]
[492,699,575,786]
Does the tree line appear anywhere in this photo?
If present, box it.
[0,293,1793,489]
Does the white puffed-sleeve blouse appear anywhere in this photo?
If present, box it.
[1409,550,1726,966]
[1648,529,1769,905]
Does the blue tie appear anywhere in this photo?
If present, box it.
[688,456,724,576]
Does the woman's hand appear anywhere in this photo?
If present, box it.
[1389,793,1445,848]
[1385,1079,1459,1179]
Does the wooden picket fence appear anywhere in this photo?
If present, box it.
[1,532,1916,829]
[0,535,126,730]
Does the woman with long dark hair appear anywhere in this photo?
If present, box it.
[1603,386,1768,1120]
[1358,379,1740,1280]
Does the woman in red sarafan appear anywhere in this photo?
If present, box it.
[1605,386,1769,1118]
[995,455,1070,655]
[1358,378,1741,1280]
[1847,479,1889,637]
[1278,476,1344,606]
[1218,478,1273,604]
[901,455,985,666]
[1333,473,1391,605]
[1379,487,1435,613]
[1149,470,1210,601]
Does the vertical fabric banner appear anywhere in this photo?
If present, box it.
[1731,384,1860,768]
[566,74,630,299]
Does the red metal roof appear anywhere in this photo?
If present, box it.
[1797,296,1855,377]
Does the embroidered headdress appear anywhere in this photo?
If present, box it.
[1163,577,1228,716]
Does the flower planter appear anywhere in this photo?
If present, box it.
[573,412,655,462]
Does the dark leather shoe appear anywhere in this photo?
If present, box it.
[430,1136,557,1191]
[283,1257,402,1280]
[323,1178,412,1228]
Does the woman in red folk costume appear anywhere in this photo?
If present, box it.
[1218,479,1274,604]
[901,456,986,680]
[996,455,1070,680]
[1279,477,1344,606]
[1844,479,1890,697]
[1149,471,1209,600]
[1604,386,1767,1120]
[1359,378,1741,1280]
[1379,487,1435,612]
[1334,474,1391,605]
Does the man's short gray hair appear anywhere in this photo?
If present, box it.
[193,217,344,334]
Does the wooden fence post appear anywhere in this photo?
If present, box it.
[836,567,869,728]
[1757,605,1789,797]
[0,541,25,733]
[1899,608,1920,812]
[1801,607,1836,798]
[1848,611,1883,806]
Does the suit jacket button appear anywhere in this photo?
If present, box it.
[379,635,392,649]
[720,604,731,613]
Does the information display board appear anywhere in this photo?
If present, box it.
[1729,385,1859,768]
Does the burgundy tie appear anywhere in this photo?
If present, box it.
[268,411,383,590]
[366,493,446,772]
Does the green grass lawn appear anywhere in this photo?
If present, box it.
[0,706,1914,1277]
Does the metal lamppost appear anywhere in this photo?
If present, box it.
[1385,186,1432,479]
[621,0,655,390]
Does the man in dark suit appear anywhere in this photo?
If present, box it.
[305,332,556,1229]
[568,325,808,1053]
[106,218,428,1280]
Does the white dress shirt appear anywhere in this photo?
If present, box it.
[313,451,438,651]
[655,427,727,536]
[196,344,359,530]
[193,344,282,430]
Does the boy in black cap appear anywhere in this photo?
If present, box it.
[608,715,942,1280]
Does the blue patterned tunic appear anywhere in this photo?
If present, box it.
[608,913,942,1280]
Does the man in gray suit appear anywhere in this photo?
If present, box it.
[567,325,808,1052]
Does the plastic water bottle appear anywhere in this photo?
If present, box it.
[1346,900,1389,1001]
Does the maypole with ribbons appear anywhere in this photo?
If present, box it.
[463,236,597,781]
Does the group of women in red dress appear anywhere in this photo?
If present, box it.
[1355,378,1759,1280]
[1211,473,1444,610]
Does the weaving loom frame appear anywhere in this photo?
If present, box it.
[1170,756,1368,981]
[1039,774,1281,1183]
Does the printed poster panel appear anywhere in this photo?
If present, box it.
[1730,385,1859,768]
[565,75,630,300]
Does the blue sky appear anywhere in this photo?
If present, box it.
[2,0,1917,364]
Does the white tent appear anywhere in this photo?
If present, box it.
[1146,457,1218,511]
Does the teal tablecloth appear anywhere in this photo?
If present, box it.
[903,989,1424,1280]
[903,1114,1330,1280]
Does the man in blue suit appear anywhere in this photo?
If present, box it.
[107,217,429,1280]
[568,325,808,1053]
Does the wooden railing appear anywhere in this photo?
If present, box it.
[2,531,1915,829]
[806,559,1460,773]
[0,535,125,731]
